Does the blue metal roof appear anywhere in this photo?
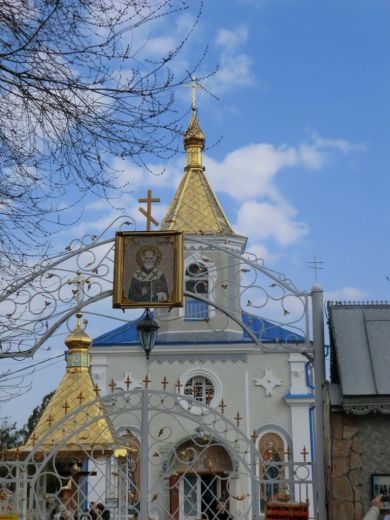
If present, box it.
[93,311,304,347]
[242,312,304,343]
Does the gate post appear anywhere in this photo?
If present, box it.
[311,284,327,520]
[250,443,260,520]
[139,389,150,519]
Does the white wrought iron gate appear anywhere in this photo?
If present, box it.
[0,388,313,520]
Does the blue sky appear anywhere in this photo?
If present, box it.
[2,0,390,425]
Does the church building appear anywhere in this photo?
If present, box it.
[89,108,315,519]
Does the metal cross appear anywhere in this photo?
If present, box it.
[161,375,169,391]
[67,270,91,306]
[93,383,100,396]
[251,430,257,444]
[234,411,243,427]
[218,399,226,414]
[143,374,151,389]
[183,76,205,111]
[138,189,160,231]
[124,375,132,391]
[47,415,54,428]
[307,256,324,283]
[62,400,70,415]
[175,379,183,393]
[109,378,117,393]
[301,446,309,462]
[285,447,293,460]
[77,391,85,406]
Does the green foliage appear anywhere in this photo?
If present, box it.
[22,390,55,441]
[0,420,24,449]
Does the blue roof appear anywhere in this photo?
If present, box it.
[93,311,304,347]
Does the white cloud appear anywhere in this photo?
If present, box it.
[145,36,178,57]
[111,156,183,191]
[236,200,308,246]
[216,26,249,51]
[244,242,280,264]
[325,287,369,302]
[209,25,254,93]
[205,143,298,200]
[311,132,368,153]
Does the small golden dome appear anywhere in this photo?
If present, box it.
[65,312,92,350]
[184,110,205,150]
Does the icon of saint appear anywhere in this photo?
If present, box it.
[128,246,168,303]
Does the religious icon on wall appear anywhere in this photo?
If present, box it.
[259,433,286,508]
[113,231,183,308]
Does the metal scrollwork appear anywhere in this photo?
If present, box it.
[0,217,312,359]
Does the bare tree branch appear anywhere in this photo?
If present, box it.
[0,0,208,277]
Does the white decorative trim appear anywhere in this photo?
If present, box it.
[254,369,283,396]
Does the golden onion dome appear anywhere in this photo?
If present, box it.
[65,312,92,350]
[184,110,205,150]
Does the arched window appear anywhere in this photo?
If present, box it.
[185,262,209,319]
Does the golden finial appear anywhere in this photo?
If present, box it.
[183,78,205,169]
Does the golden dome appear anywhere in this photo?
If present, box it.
[184,110,205,151]
[65,312,92,350]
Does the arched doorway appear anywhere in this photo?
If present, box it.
[167,437,233,520]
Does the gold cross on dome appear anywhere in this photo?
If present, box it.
[47,415,54,428]
[183,76,205,111]
[138,189,160,231]
[77,391,85,406]
[93,383,100,396]
[62,400,70,415]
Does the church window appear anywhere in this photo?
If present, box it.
[185,262,209,319]
[179,369,222,414]
[183,375,214,404]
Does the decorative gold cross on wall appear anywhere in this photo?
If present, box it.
[138,189,160,231]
